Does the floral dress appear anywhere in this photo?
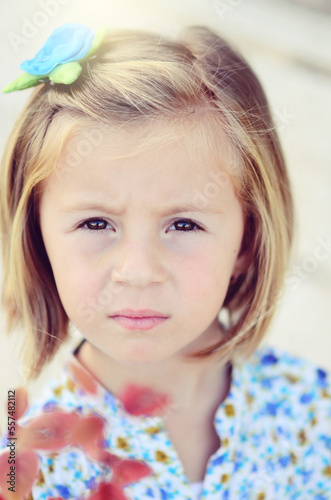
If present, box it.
[0,341,330,500]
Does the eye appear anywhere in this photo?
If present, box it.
[78,218,113,232]
[169,219,203,234]
[77,217,203,234]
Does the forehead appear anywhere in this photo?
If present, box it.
[54,112,240,181]
[38,114,245,222]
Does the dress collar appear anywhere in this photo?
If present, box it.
[66,337,248,435]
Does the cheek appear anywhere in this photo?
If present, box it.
[175,247,231,307]
[46,241,105,314]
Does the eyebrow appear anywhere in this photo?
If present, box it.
[58,202,223,216]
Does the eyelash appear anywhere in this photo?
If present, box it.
[77,218,203,234]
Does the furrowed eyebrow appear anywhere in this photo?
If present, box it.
[158,205,224,215]
[58,202,223,216]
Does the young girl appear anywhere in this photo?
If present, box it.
[0,23,330,500]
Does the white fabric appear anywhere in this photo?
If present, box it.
[190,481,203,499]
[3,343,330,499]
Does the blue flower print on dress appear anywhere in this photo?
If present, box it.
[2,24,108,93]
[19,24,94,75]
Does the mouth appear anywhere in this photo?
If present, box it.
[110,308,168,319]
[109,315,168,331]
[109,309,169,330]
[109,309,169,331]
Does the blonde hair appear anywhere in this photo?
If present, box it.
[0,25,294,380]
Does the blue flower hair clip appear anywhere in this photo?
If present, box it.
[3,23,108,93]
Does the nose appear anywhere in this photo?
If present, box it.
[110,238,167,290]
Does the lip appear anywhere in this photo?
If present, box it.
[110,308,168,319]
[110,316,168,331]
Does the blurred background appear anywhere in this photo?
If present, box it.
[0,0,330,434]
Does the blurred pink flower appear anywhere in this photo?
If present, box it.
[88,482,128,500]
[0,450,38,500]
[119,384,171,416]
[111,459,152,486]
[17,411,80,451]
[0,378,171,500]
[67,360,98,395]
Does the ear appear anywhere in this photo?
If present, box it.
[231,246,250,280]
[231,215,253,279]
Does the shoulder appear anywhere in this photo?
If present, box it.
[243,342,330,379]
[234,344,331,458]
[237,343,331,418]
[242,343,330,397]
[229,344,331,493]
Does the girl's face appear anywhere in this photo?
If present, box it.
[39,120,246,365]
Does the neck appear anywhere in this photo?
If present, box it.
[75,339,232,414]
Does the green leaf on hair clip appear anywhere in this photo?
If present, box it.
[49,61,83,84]
[2,25,108,94]
[2,72,46,93]
[79,26,108,63]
